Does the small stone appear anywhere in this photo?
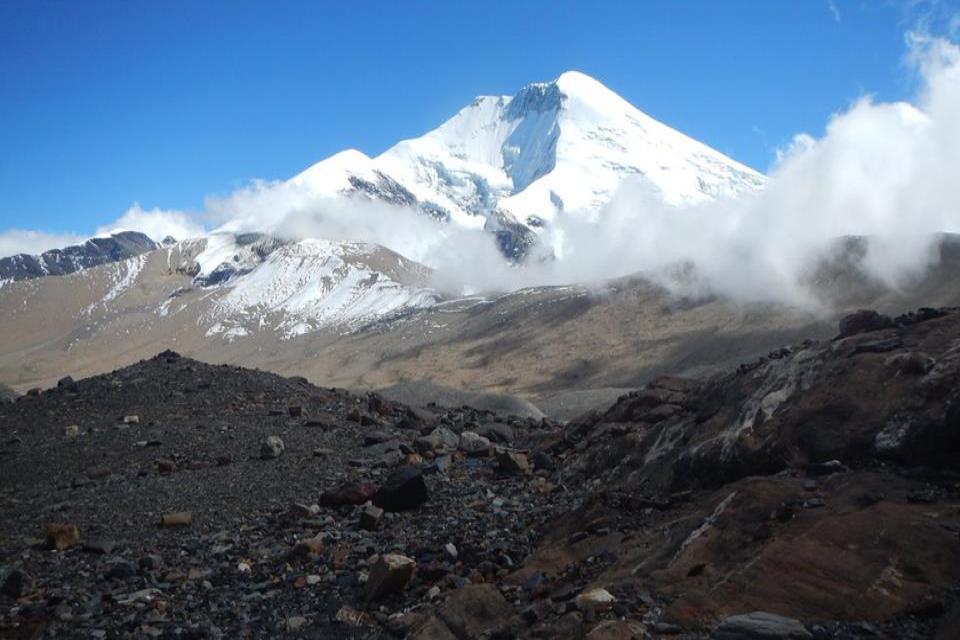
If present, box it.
[157,459,176,474]
[575,587,616,612]
[46,523,81,550]
[288,537,325,563]
[289,502,320,518]
[284,616,308,632]
[306,574,322,585]
[237,562,251,574]
[260,435,285,459]
[443,542,458,561]
[360,504,384,530]
[139,554,163,570]
[123,415,140,424]
[364,553,416,601]
[64,425,80,439]
[313,447,334,457]
[288,405,303,418]
[1,569,35,598]
[82,539,115,555]
[159,511,192,528]
[364,430,393,446]
[458,431,491,456]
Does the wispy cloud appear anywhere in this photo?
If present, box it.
[0,230,87,258]
[828,0,842,24]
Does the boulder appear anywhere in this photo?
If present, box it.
[374,465,429,511]
[364,553,416,601]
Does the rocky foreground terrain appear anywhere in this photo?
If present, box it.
[2,307,960,639]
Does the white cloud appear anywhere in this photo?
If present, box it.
[828,0,841,24]
[94,204,205,243]
[0,229,87,258]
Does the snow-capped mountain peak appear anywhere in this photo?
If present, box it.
[283,71,765,254]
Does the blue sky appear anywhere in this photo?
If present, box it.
[1,0,958,240]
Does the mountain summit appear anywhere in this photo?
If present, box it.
[292,71,765,254]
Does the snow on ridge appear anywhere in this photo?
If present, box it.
[197,236,439,339]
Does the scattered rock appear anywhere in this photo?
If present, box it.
[320,482,378,507]
[46,523,80,550]
[576,587,615,612]
[157,459,176,474]
[438,583,511,639]
[360,504,384,530]
[373,465,429,512]
[260,435,285,459]
[714,611,812,640]
[1,568,35,598]
[123,415,140,424]
[496,449,531,475]
[288,537,325,563]
[364,553,416,601]
[64,424,80,439]
[105,558,137,580]
[159,511,193,528]
[458,431,491,456]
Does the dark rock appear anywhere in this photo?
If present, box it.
[359,504,384,530]
[837,309,893,339]
[105,558,137,580]
[373,465,429,512]
[320,482,378,507]
[531,450,555,471]
[1,568,35,598]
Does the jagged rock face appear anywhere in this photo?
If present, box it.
[0,231,158,282]
[562,307,960,494]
